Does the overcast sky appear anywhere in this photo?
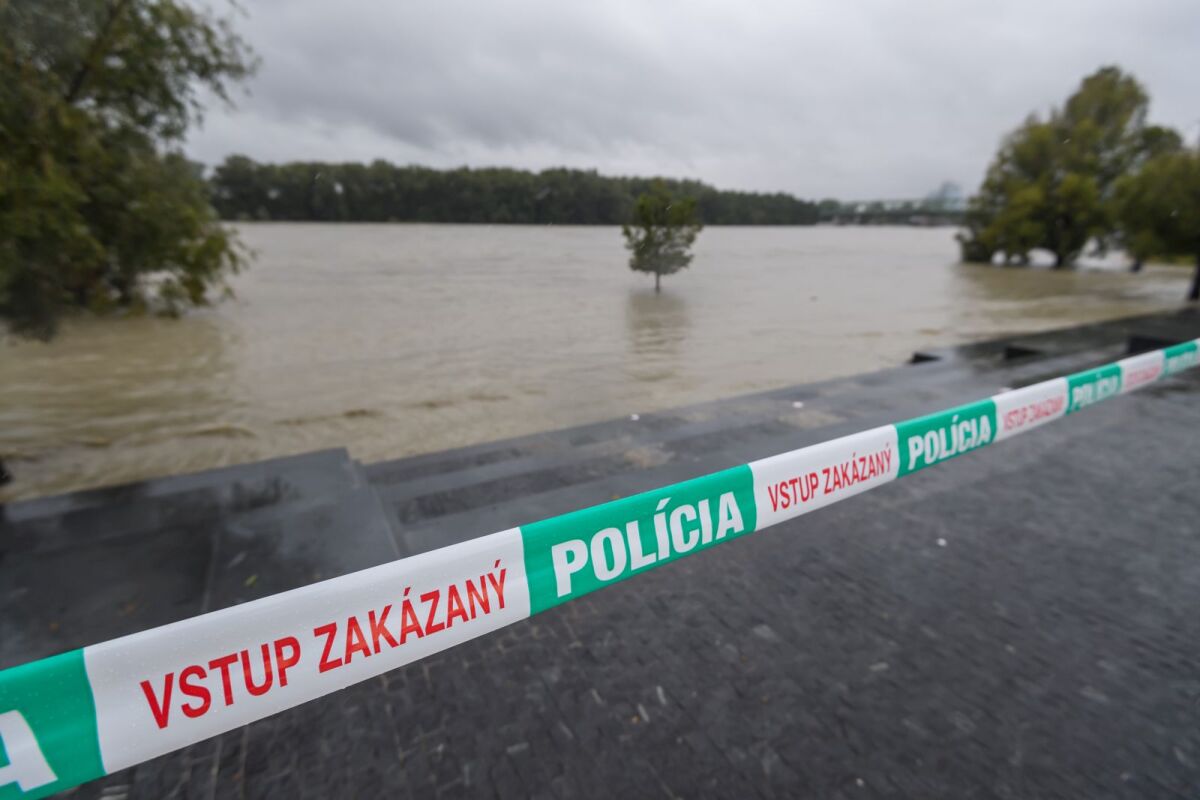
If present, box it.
[187,0,1200,199]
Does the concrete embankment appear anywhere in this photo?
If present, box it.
[3,309,1200,798]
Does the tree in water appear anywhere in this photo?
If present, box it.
[958,66,1180,268]
[1108,125,1184,271]
[1113,149,1200,301]
[621,183,703,293]
[0,0,257,339]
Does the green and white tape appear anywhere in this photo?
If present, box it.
[2,339,1198,798]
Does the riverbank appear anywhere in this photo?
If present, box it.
[4,309,1200,798]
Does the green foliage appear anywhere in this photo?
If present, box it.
[208,158,822,226]
[958,66,1179,268]
[620,183,703,291]
[1113,149,1200,298]
[0,0,255,339]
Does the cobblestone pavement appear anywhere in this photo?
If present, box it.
[7,311,1200,799]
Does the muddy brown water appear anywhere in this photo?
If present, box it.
[0,224,1190,501]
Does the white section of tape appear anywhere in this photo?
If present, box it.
[991,378,1067,443]
[749,425,898,530]
[1117,350,1164,394]
[85,528,529,773]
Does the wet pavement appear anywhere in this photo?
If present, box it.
[3,309,1200,798]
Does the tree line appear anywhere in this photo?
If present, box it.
[207,157,822,226]
[959,66,1200,299]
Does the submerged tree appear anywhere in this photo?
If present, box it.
[621,183,703,292]
[958,66,1180,268]
[0,0,256,339]
[1107,125,1184,271]
[1113,149,1200,301]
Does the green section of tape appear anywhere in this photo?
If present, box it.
[1162,341,1200,377]
[894,399,997,477]
[521,465,757,614]
[0,650,104,799]
[1066,364,1122,414]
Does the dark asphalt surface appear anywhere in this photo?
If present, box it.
[3,310,1200,798]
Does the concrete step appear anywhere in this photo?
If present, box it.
[364,360,981,516]
[0,484,398,668]
[384,326,1188,558]
[388,400,953,558]
[372,337,1140,542]
[1,448,365,552]
[2,447,363,526]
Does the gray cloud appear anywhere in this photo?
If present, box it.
[188,0,1200,198]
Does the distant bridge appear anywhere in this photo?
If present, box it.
[823,198,967,226]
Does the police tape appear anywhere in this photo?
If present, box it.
[1,340,1198,797]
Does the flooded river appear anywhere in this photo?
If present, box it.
[0,224,1191,501]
